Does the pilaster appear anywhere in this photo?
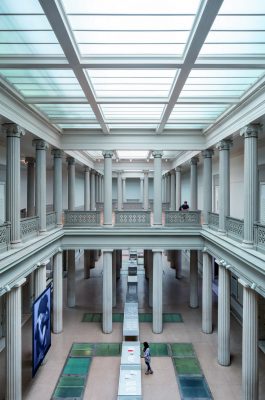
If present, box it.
[189,250,198,308]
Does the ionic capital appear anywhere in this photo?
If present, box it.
[152,150,163,158]
[102,150,113,158]
[202,149,214,159]
[216,139,233,151]
[240,124,260,139]
[33,139,49,151]
[51,148,64,158]
[2,123,25,138]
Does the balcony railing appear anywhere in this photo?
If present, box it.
[0,223,10,253]
[208,212,219,230]
[255,223,265,254]
[226,216,244,242]
[115,210,151,226]
[46,211,56,230]
[64,210,101,227]
[20,216,39,240]
[165,210,201,226]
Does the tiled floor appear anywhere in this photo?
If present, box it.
[1,251,265,399]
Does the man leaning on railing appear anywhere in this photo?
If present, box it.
[179,201,189,211]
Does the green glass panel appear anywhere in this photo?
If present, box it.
[170,343,194,357]
[173,357,201,375]
[149,343,169,357]
[163,313,183,322]
[94,343,121,356]
[57,376,85,387]
[112,313,124,322]
[179,376,212,399]
[63,357,91,375]
[53,386,83,398]
[139,313,152,322]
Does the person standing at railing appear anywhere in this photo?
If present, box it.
[179,201,189,211]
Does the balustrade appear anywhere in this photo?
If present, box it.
[20,216,39,240]
[64,210,100,227]
[226,216,244,242]
[0,223,10,253]
[115,210,151,226]
[46,212,56,230]
[165,210,201,226]
[208,212,219,230]
[254,223,265,253]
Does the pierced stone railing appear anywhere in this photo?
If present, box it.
[0,223,10,253]
[20,216,39,240]
[254,223,265,254]
[64,210,100,227]
[46,211,56,230]
[115,211,151,226]
[208,212,219,230]
[226,216,244,242]
[123,202,143,210]
[165,211,201,226]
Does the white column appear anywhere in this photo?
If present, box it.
[190,157,199,211]
[170,170,176,210]
[240,124,259,247]
[143,170,149,210]
[152,151,163,225]
[95,173,99,203]
[5,279,26,400]
[53,249,63,333]
[52,149,63,226]
[25,157,35,217]
[84,167,91,211]
[202,149,214,225]
[166,173,170,203]
[239,280,258,400]
[189,250,198,308]
[3,124,25,245]
[175,167,181,211]
[67,249,76,307]
[103,151,113,226]
[103,250,113,333]
[112,250,117,307]
[218,261,231,366]
[90,170,96,210]
[67,157,75,211]
[152,250,163,333]
[84,250,91,279]
[202,250,213,333]
[101,175,104,202]
[140,177,144,204]
[117,171,123,210]
[34,139,48,233]
[34,262,47,298]
[147,250,153,308]
[174,250,182,279]
[122,177,126,203]
[216,140,232,234]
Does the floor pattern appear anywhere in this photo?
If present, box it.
[82,312,183,323]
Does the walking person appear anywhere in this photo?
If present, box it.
[143,342,153,375]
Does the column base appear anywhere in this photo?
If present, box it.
[103,223,113,227]
[152,223,163,228]
[218,229,226,235]
[11,240,22,248]
[241,240,254,249]
[39,229,48,236]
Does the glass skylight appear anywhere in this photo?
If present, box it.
[101,104,164,121]
[117,151,149,159]
[169,104,229,122]
[35,104,95,121]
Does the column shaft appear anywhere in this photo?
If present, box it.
[112,250,117,307]
[34,263,46,298]
[175,167,181,211]
[202,150,213,225]
[153,151,163,225]
[143,171,149,210]
[170,170,176,211]
[218,264,230,365]
[90,171,96,210]
[53,250,63,333]
[67,250,76,307]
[147,250,153,308]
[103,251,112,333]
[84,249,91,279]
[202,252,213,333]
[67,157,75,211]
[190,157,199,211]
[34,140,48,232]
[84,167,91,211]
[52,149,63,225]
[122,178,126,203]
[103,151,113,225]
[152,251,163,333]
[117,172,123,210]
[140,178,144,204]
[217,140,232,233]
[190,250,198,308]
[26,157,35,217]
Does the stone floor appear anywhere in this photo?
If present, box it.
[1,251,265,399]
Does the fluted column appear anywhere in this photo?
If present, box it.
[103,250,113,333]
[190,157,199,211]
[4,124,24,244]
[202,250,212,333]
[147,250,153,308]
[25,157,35,217]
[84,167,91,211]
[95,173,99,203]
[218,261,231,366]
[53,249,63,333]
[5,278,26,400]
[190,250,198,308]
[217,140,232,233]
[152,151,163,225]
[34,262,47,298]
[152,250,163,333]
[240,124,259,247]
[122,177,126,203]
[112,250,117,307]
[52,149,63,226]
[166,173,170,203]
[103,151,113,225]
[175,167,181,211]
[34,139,48,233]
[67,157,75,211]
[239,280,258,400]
[90,170,96,210]
[117,171,123,210]
[202,149,214,225]
[140,177,144,204]
[67,249,76,307]
[101,175,104,202]
[170,170,176,211]
[143,170,149,210]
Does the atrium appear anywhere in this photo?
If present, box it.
[0,0,265,399]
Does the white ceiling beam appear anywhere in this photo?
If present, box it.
[38,0,109,134]
[61,131,206,151]
[156,0,225,134]
[64,150,95,169]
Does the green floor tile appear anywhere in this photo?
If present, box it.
[53,386,84,398]
[163,313,183,323]
[173,357,202,375]
[112,313,124,322]
[170,343,195,357]
[139,313,152,322]
[179,376,212,399]
[57,376,85,387]
[70,343,94,357]
[149,343,169,356]
[94,343,121,356]
[63,357,92,375]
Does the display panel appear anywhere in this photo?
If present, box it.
[32,285,51,377]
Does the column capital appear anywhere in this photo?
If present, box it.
[216,139,233,151]
[175,166,181,172]
[33,139,49,150]
[84,166,91,172]
[102,150,113,158]
[2,123,25,138]
[25,156,35,165]
[143,169,149,175]
[190,156,199,165]
[202,149,214,158]
[170,169,176,175]
[140,176,144,181]
[57,247,63,253]
[51,148,64,158]
[90,168,96,175]
[66,156,75,165]
[238,278,254,289]
[152,150,163,158]
[240,124,260,139]
[14,277,27,288]
[122,176,126,181]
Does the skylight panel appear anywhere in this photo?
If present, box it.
[35,104,95,120]
[117,151,149,159]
